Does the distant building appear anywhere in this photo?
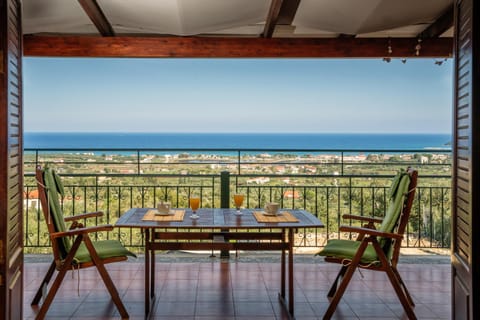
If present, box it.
[283,190,300,199]
[246,177,270,184]
[420,156,429,164]
[274,166,286,173]
[258,153,272,158]
[304,165,317,173]
[23,190,39,208]
[141,155,155,163]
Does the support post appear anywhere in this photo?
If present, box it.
[220,171,230,209]
[220,171,230,258]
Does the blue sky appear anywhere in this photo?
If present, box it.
[24,58,452,134]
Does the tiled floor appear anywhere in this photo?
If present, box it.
[23,254,450,319]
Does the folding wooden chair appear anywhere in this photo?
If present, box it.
[316,167,418,320]
[31,165,136,319]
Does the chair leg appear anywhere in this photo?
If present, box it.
[35,263,71,320]
[385,265,417,320]
[392,266,415,306]
[327,265,348,298]
[31,260,56,305]
[35,236,84,320]
[323,241,370,320]
[83,236,129,319]
[95,260,129,319]
[323,263,357,320]
[370,238,416,320]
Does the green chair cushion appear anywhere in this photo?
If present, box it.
[43,167,72,258]
[388,170,403,199]
[74,240,137,264]
[52,169,65,197]
[379,170,411,235]
[316,239,379,264]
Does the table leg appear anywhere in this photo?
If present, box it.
[288,229,294,317]
[278,229,295,319]
[145,229,150,317]
[281,231,286,299]
[151,246,155,299]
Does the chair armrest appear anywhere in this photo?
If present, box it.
[51,224,114,239]
[339,225,403,240]
[64,211,104,222]
[342,214,384,224]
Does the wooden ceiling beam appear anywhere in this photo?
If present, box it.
[77,0,114,36]
[417,4,454,39]
[263,0,283,38]
[23,35,453,58]
[277,0,301,25]
[338,34,357,38]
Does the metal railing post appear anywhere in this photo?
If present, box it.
[220,171,230,209]
[220,171,230,258]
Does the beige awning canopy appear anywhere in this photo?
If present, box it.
[22,0,453,58]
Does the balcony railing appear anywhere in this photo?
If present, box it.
[23,147,451,252]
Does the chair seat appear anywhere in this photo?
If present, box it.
[74,240,137,264]
[317,239,379,264]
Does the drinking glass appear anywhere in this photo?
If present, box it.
[189,196,200,219]
[233,194,244,215]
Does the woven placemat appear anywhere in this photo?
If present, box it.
[253,211,299,223]
[142,209,185,222]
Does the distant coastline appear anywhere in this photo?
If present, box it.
[24,132,452,150]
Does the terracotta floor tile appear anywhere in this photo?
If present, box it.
[154,301,196,316]
[71,301,117,317]
[157,288,197,302]
[234,289,270,302]
[196,289,233,302]
[349,303,397,318]
[37,301,81,318]
[310,301,357,318]
[195,301,235,316]
[234,302,276,317]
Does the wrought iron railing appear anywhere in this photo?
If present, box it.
[23,148,451,252]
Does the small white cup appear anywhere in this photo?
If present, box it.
[265,202,279,215]
[157,201,171,213]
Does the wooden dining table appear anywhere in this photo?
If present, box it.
[115,207,324,319]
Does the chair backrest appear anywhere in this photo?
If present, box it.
[378,169,412,234]
[379,167,417,266]
[36,165,72,261]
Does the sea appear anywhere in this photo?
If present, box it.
[24,132,452,151]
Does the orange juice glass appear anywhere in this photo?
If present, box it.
[233,194,244,215]
[189,196,200,219]
[189,197,200,212]
[233,194,244,209]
